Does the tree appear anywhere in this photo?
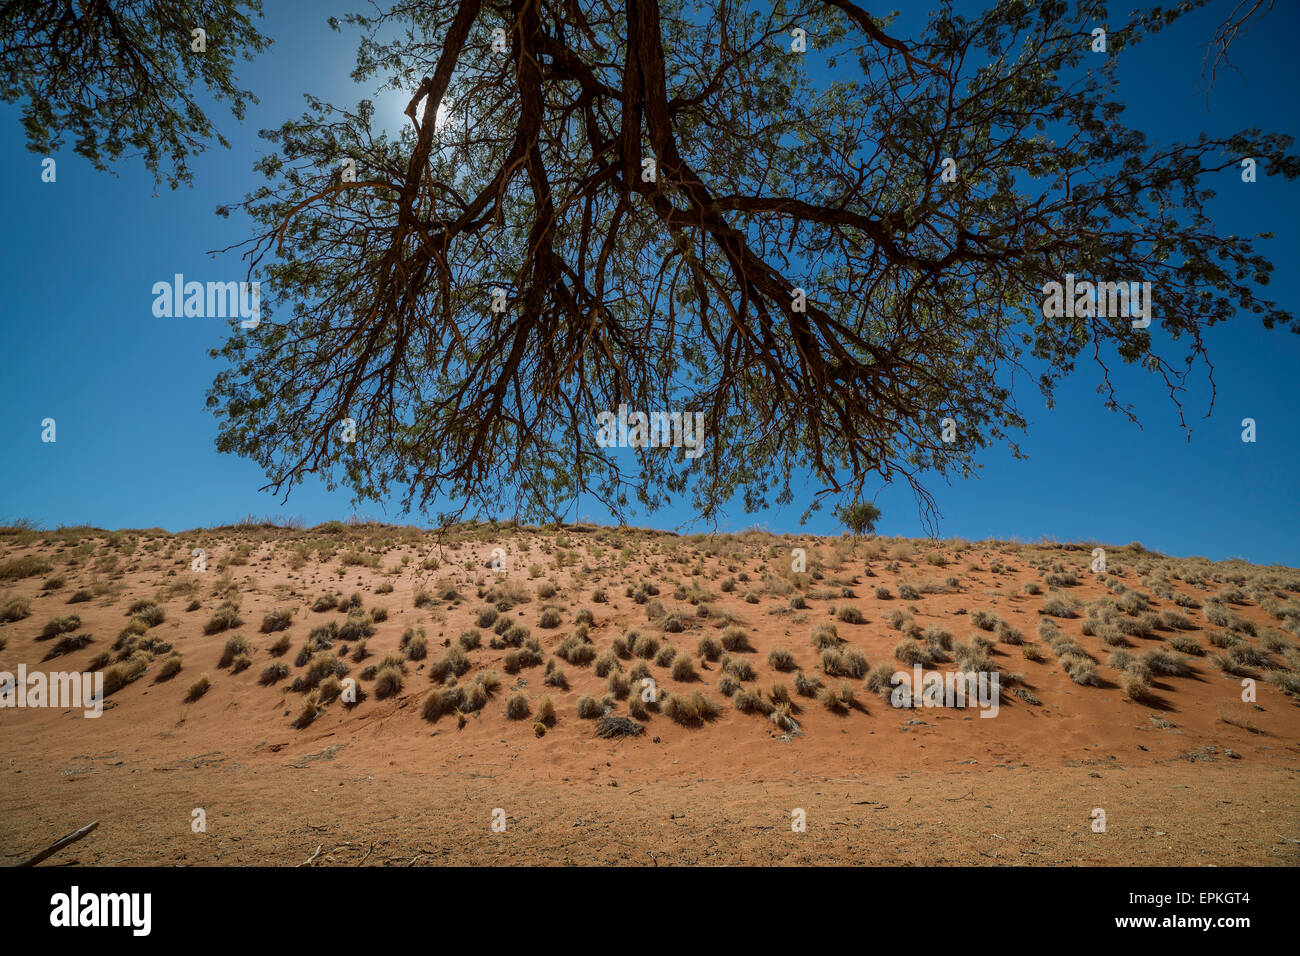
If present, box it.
[0,0,270,187]
[196,1,1290,527]
[837,500,881,542]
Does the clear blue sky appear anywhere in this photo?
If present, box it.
[0,1,1296,564]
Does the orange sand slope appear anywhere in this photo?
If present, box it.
[1,522,1297,865]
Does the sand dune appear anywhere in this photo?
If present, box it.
[2,522,1297,865]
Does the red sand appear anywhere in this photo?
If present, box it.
[2,526,1296,865]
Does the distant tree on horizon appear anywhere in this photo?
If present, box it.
[837,500,881,547]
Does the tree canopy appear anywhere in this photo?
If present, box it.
[0,0,270,187]
[6,0,1293,528]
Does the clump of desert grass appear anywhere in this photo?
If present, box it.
[670,654,697,681]
[543,660,569,689]
[953,640,993,672]
[818,682,856,713]
[893,637,935,666]
[421,685,465,721]
[734,687,774,715]
[218,633,251,668]
[317,675,344,704]
[203,601,242,635]
[395,627,425,661]
[661,611,687,633]
[1260,629,1294,655]
[864,662,896,699]
[337,610,375,642]
[821,647,868,678]
[41,631,92,660]
[768,648,797,671]
[1118,591,1150,615]
[1159,610,1195,630]
[1167,634,1202,655]
[292,692,321,728]
[293,652,349,693]
[504,689,530,720]
[606,670,631,698]
[504,645,543,674]
[184,673,211,702]
[1265,669,1300,697]
[101,654,150,696]
[1061,654,1100,686]
[837,605,865,624]
[260,661,290,685]
[428,646,471,682]
[662,690,721,726]
[632,631,660,659]
[697,635,722,661]
[625,690,651,720]
[1209,652,1256,678]
[810,623,840,650]
[1205,600,1255,634]
[1227,643,1272,669]
[1039,598,1077,619]
[372,664,404,699]
[126,599,165,628]
[1216,704,1262,734]
[720,626,752,652]
[994,621,1023,645]
[1121,670,1155,703]
[722,655,756,681]
[1207,630,1240,649]
[38,614,81,639]
[312,593,339,612]
[154,654,183,681]
[260,608,293,632]
[0,555,53,580]
[1035,621,1099,685]
[592,649,620,677]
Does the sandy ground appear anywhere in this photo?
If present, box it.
[1,524,1297,866]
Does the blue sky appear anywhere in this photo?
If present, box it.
[0,0,1296,564]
